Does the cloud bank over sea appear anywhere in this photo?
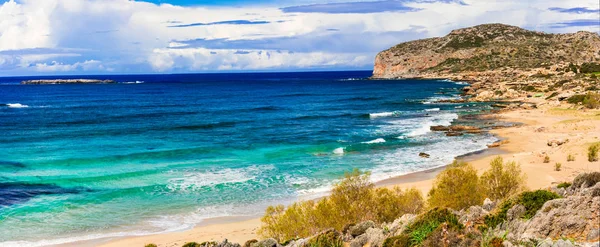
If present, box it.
[0,0,598,75]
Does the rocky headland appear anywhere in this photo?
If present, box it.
[21,79,116,85]
[372,23,600,104]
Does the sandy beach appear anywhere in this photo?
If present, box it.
[94,103,600,247]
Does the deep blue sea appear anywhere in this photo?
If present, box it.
[0,71,496,246]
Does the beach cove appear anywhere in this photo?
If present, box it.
[95,98,600,247]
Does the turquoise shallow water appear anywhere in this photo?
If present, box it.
[0,71,496,246]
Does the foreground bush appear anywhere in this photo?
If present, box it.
[382,208,463,247]
[567,93,600,109]
[484,190,560,229]
[572,172,600,188]
[427,161,484,210]
[589,143,599,162]
[258,169,424,242]
[480,157,526,201]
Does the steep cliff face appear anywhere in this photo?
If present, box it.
[372,24,600,79]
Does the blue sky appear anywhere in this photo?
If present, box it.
[0,0,598,75]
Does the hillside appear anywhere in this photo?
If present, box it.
[373,24,600,79]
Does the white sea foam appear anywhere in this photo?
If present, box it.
[333,147,345,155]
[425,108,440,112]
[362,138,386,144]
[122,81,145,84]
[377,112,458,138]
[369,111,399,119]
[166,165,273,192]
[369,133,498,183]
[6,103,29,108]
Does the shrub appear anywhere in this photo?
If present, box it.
[557,182,571,189]
[244,240,258,247]
[572,172,600,188]
[480,157,527,201]
[555,163,562,171]
[182,243,200,247]
[543,155,550,163]
[145,244,158,247]
[304,229,343,247]
[568,93,600,109]
[567,154,575,162]
[258,169,424,241]
[427,161,484,210]
[484,190,560,228]
[589,143,599,162]
[404,208,463,246]
[382,235,411,247]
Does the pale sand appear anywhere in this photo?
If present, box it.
[95,104,600,247]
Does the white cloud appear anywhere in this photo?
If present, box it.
[0,0,597,75]
[32,60,109,72]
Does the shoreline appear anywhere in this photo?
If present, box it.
[56,102,600,247]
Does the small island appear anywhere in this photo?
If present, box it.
[21,79,116,85]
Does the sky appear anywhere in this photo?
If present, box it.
[0,0,598,76]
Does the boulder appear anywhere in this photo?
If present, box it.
[430,125,450,131]
[483,198,496,211]
[506,204,526,221]
[251,238,279,247]
[419,152,430,158]
[364,228,385,247]
[349,221,375,237]
[349,235,367,247]
[446,131,464,136]
[547,139,569,147]
[488,140,509,148]
[449,125,479,131]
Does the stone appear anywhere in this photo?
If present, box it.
[364,228,385,247]
[483,198,496,211]
[587,228,600,242]
[488,140,509,148]
[446,131,464,136]
[551,239,575,247]
[506,204,526,221]
[349,221,375,237]
[419,152,430,158]
[349,235,367,247]
[251,238,279,247]
[430,125,450,131]
[547,139,569,147]
[244,240,258,247]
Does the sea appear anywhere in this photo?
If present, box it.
[0,71,497,246]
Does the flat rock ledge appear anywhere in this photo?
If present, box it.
[21,79,116,85]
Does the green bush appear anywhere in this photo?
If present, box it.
[182,243,200,247]
[543,155,550,163]
[484,190,560,228]
[572,172,600,188]
[258,169,424,241]
[580,62,600,73]
[480,157,527,201]
[427,161,484,210]
[567,154,575,162]
[589,143,599,162]
[518,190,560,219]
[557,182,571,189]
[145,244,158,247]
[404,208,463,246]
[555,163,562,171]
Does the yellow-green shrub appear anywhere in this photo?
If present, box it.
[480,157,526,201]
[589,143,599,162]
[427,161,484,210]
[258,169,424,242]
